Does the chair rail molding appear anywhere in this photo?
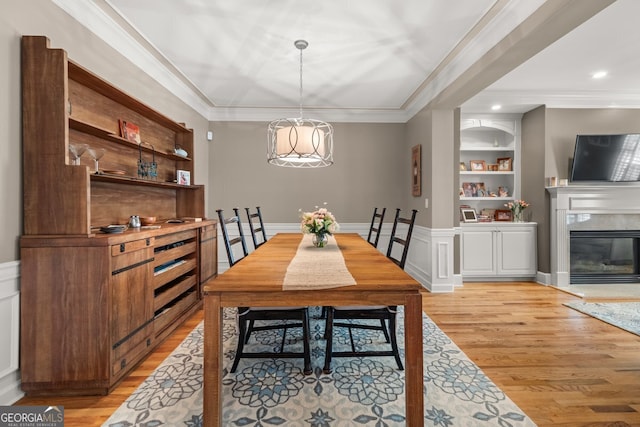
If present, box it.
[0,261,22,404]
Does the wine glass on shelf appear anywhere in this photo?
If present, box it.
[86,147,106,174]
[68,143,88,165]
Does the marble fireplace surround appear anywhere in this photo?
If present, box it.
[548,184,640,288]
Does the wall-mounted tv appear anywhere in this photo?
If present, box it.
[570,134,640,182]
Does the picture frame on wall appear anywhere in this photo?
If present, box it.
[412,144,421,197]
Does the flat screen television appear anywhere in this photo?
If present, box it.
[570,134,640,182]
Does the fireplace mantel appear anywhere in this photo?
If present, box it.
[548,184,640,287]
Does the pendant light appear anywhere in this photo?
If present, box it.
[267,40,334,168]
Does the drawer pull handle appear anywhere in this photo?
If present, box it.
[120,243,125,253]
[112,257,154,275]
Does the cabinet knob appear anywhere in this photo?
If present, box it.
[120,243,125,253]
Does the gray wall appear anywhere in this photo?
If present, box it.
[209,121,407,224]
[521,106,548,272]
[546,109,640,180]
[522,107,640,274]
[0,0,210,263]
[405,109,458,229]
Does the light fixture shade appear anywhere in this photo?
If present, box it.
[267,117,334,168]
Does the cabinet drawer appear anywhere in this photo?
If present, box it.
[111,238,154,256]
[200,224,216,242]
[154,258,197,289]
[154,291,198,336]
[154,230,197,248]
[154,274,197,312]
[112,247,154,274]
[154,241,196,267]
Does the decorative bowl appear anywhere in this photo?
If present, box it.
[140,216,157,225]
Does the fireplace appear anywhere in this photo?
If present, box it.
[570,230,640,284]
[548,185,640,288]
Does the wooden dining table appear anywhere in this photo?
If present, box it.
[202,232,424,426]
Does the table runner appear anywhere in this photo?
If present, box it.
[282,234,357,290]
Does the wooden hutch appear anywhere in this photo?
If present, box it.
[19,36,217,395]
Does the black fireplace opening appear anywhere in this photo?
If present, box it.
[570,230,640,284]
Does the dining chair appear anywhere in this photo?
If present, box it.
[366,207,386,248]
[323,208,418,374]
[245,206,267,249]
[216,208,312,374]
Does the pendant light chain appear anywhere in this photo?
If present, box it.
[298,42,304,119]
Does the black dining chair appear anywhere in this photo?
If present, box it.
[367,207,386,248]
[323,208,418,374]
[216,208,312,374]
[245,206,268,249]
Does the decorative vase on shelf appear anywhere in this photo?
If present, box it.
[513,210,524,222]
[312,233,328,248]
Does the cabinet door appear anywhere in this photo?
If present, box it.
[497,227,537,275]
[111,244,154,348]
[461,229,496,276]
[200,224,217,285]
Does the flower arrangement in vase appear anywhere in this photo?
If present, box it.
[505,199,530,222]
[299,203,339,247]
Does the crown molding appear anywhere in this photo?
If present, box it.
[52,0,212,118]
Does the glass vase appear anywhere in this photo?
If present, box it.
[312,233,328,248]
[513,209,524,222]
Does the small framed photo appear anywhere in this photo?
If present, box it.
[487,163,499,171]
[461,208,478,223]
[177,169,191,185]
[481,208,496,219]
[495,209,512,221]
[497,157,512,171]
[470,160,486,171]
[460,162,467,171]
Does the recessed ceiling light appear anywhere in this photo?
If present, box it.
[592,71,607,79]
[491,104,502,111]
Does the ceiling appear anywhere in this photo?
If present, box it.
[54,0,640,122]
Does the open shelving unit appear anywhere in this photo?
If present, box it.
[19,36,217,396]
[459,115,521,218]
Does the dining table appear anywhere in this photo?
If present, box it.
[202,232,424,426]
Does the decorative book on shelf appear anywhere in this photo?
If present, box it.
[119,119,141,144]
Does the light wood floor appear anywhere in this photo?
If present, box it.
[16,282,640,426]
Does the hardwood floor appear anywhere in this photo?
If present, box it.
[15,282,640,426]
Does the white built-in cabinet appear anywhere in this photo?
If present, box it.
[461,222,537,280]
[459,115,521,216]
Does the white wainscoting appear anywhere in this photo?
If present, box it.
[216,223,457,293]
[0,261,23,404]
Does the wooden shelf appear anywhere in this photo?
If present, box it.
[460,197,513,201]
[460,146,515,151]
[460,171,514,175]
[69,118,192,161]
[91,171,202,189]
[68,61,191,134]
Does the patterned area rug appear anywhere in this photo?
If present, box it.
[103,307,535,426]
[564,301,640,336]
